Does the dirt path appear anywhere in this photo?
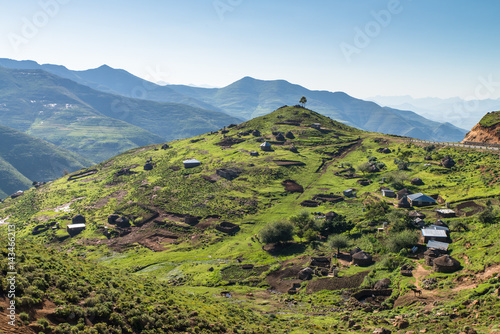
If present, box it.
[297,139,363,199]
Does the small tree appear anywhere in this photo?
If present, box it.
[356,162,371,176]
[477,202,497,225]
[290,211,314,240]
[319,214,353,237]
[328,234,350,256]
[387,210,413,232]
[299,96,307,107]
[385,230,418,253]
[259,221,295,245]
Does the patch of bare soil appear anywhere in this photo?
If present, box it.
[266,256,309,293]
[306,271,369,293]
[81,221,181,252]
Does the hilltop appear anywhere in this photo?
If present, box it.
[463,111,500,144]
[0,59,468,143]
[0,125,90,198]
[1,107,500,333]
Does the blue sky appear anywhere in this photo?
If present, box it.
[1,0,500,99]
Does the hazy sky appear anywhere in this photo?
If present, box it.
[1,0,500,99]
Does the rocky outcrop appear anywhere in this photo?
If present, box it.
[462,111,500,144]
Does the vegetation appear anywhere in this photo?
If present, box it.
[1,106,500,333]
[479,110,500,127]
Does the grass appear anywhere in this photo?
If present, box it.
[479,110,500,127]
[1,106,500,333]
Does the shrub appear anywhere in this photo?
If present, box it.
[385,230,418,253]
[259,221,295,244]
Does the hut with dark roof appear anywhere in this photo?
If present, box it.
[352,251,373,266]
[433,255,460,273]
[275,132,286,141]
[411,177,424,185]
[397,188,412,200]
[397,195,411,208]
[285,131,295,139]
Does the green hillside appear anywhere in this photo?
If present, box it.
[0,67,241,163]
[2,107,500,333]
[0,125,90,198]
[479,110,500,127]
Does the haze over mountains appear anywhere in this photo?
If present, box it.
[0,58,468,143]
[0,65,242,163]
[368,95,500,130]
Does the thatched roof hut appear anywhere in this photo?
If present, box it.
[397,195,411,208]
[441,156,456,168]
[285,131,295,139]
[411,177,424,185]
[350,246,362,255]
[352,251,373,266]
[252,129,261,137]
[397,188,412,200]
[275,132,286,141]
[409,211,426,219]
[424,248,442,266]
[374,278,391,290]
[433,255,460,273]
[260,141,272,151]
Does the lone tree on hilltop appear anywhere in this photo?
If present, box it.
[299,96,307,107]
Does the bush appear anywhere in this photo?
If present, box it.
[385,230,418,253]
[37,318,50,329]
[259,221,295,244]
[318,214,353,237]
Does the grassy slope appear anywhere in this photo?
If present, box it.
[0,125,90,197]
[2,106,500,333]
[0,67,241,163]
[479,110,500,127]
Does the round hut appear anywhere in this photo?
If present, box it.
[350,246,362,255]
[434,219,448,227]
[411,177,424,185]
[441,156,456,168]
[433,255,460,273]
[374,278,391,290]
[409,211,426,219]
[397,195,411,208]
[352,251,373,266]
[424,248,443,266]
[275,132,286,141]
[252,129,261,137]
[285,131,295,139]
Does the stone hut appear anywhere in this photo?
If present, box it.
[285,131,295,139]
[433,255,460,273]
[409,211,426,219]
[260,141,272,151]
[397,188,412,200]
[275,132,286,141]
[397,195,411,208]
[424,248,443,266]
[72,214,86,224]
[252,129,261,137]
[374,278,391,290]
[441,156,456,168]
[352,251,373,266]
[411,177,424,185]
[350,246,362,255]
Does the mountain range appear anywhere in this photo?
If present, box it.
[368,95,500,130]
[0,58,469,143]
[0,65,242,163]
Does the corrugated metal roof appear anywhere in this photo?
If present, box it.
[430,224,449,231]
[427,240,449,251]
[67,223,86,229]
[183,159,201,164]
[408,193,436,203]
[421,228,447,238]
